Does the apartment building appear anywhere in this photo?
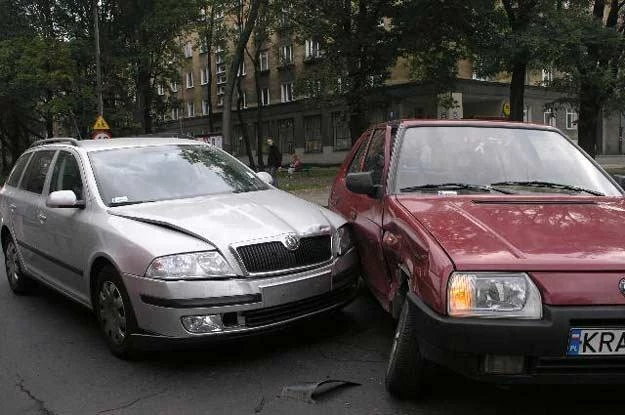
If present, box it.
[156,13,623,162]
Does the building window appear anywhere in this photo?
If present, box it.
[184,43,193,58]
[200,67,208,85]
[187,101,195,117]
[216,53,224,64]
[304,115,322,153]
[542,69,554,84]
[199,41,208,54]
[215,45,224,54]
[217,85,224,107]
[202,99,210,115]
[305,40,321,59]
[237,61,246,76]
[238,90,247,108]
[157,84,165,96]
[260,51,269,71]
[281,82,294,103]
[523,105,531,122]
[261,88,270,106]
[332,111,351,151]
[171,107,180,120]
[566,109,578,130]
[216,64,226,74]
[280,45,293,65]
[217,73,226,85]
[170,81,178,93]
[544,109,556,127]
[186,72,194,89]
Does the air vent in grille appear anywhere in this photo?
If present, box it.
[236,235,332,273]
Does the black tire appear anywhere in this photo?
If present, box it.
[94,265,138,359]
[385,299,431,399]
[4,238,34,295]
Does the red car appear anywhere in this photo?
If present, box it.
[329,120,625,398]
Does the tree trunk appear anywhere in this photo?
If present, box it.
[578,81,601,158]
[222,0,265,152]
[509,61,527,121]
[348,101,368,146]
[236,78,256,169]
[137,68,153,133]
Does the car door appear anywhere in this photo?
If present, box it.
[38,150,88,299]
[14,150,57,280]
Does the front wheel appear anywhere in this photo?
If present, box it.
[385,299,432,399]
[95,265,138,359]
[4,238,34,295]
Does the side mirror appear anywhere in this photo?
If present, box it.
[46,190,85,209]
[256,171,274,185]
[346,172,380,197]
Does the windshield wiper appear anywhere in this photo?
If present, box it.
[490,181,604,196]
[400,183,515,194]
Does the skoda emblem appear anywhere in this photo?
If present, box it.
[620,278,625,297]
[283,233,300,251]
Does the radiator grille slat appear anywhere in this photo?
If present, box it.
[237,235,332,273]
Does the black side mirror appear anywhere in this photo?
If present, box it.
[346,172,380,197]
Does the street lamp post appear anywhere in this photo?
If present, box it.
[93,0,104,117]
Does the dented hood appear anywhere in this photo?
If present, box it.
[108,189,343,248]
[397,195,625,272]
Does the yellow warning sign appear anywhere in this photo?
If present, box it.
[502,102,511,118]
[93,115,110,130]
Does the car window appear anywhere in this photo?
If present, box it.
[50,151,84,200]
[20,150,55,194]
[363,128,386,186]
[347,132,371,173]
[5,153,32,188]
[89,144,268,207]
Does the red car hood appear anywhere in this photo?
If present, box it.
[397,195,625,272]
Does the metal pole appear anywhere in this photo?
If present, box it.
[94,0,104,116]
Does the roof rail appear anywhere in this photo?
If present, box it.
[30,138,80,148]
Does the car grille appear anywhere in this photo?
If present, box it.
[236,235,332,274]
[531,357,625,374]
[242,283,357,328]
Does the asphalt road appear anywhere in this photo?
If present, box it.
[1,260,624,415]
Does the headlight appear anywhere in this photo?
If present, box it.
[333,225,353,256]
[145,251,236,280]
[447,272,542,319]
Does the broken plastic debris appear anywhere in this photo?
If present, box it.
[280,379,361,404]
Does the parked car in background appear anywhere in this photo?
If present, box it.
[1,137,358,358]
[329,120,625,398]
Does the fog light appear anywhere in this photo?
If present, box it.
[483,355,525,375]
[181,314,224,333]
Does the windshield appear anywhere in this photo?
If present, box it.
[393,126,621,196]
[89,144,269,206]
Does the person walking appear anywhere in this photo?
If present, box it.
[266,138,282,186]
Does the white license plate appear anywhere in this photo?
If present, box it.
[567,328,625,356]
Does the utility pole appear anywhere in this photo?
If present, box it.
[93,0,104,116]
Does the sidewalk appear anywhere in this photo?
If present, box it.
[290,186,330,207]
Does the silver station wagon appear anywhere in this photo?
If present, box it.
[0,137,359,357]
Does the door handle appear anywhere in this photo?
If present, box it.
[9,204,16,213]
[37,213,47,223]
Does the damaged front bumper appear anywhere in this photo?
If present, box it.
[121,247,359,345]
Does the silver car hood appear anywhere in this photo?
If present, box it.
[108,189,343,249]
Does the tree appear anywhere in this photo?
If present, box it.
[286,0,398,143]
[221,0,267,154]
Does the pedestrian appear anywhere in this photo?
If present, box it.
[266,138,282,186]
[288,153,303,175]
